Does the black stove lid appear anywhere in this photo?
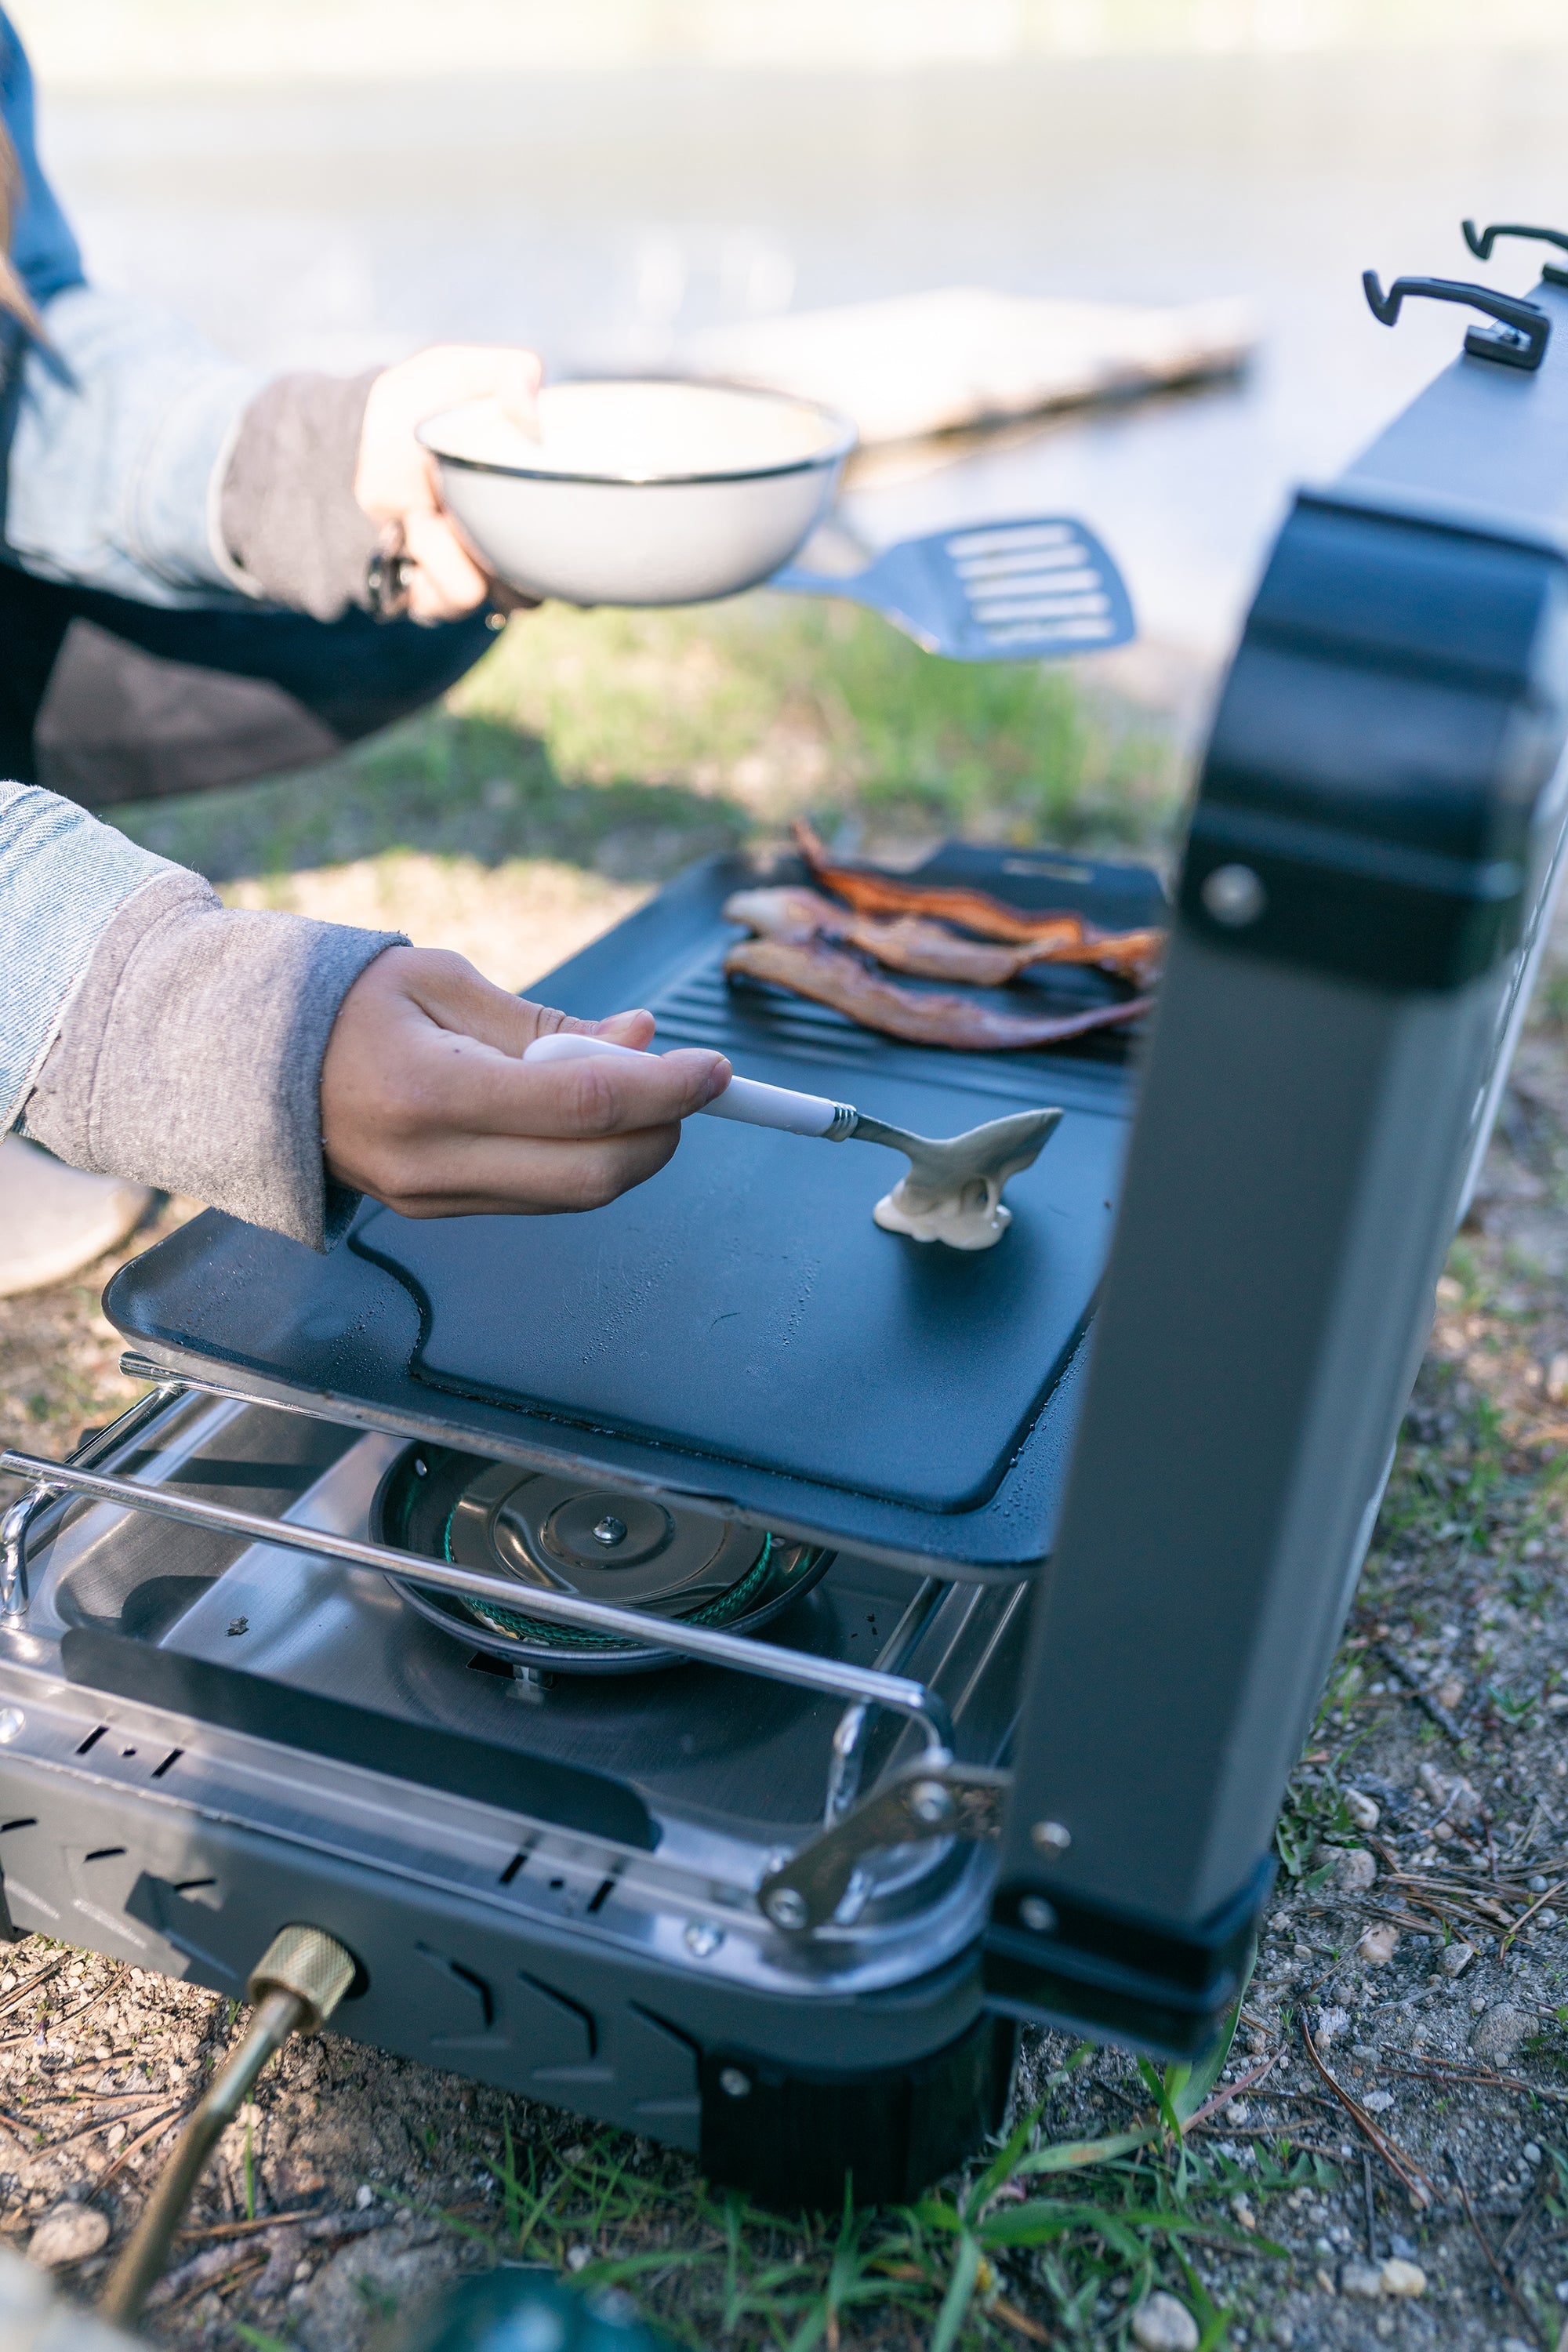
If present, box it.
[105,844,1163,1575]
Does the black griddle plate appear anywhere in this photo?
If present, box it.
[105,845,1163,1576]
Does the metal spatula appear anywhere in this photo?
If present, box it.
[768,516,1134,662]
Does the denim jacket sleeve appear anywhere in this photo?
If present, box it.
[0,5,82,307]
[2,7,265,606]
[5,285,266,604]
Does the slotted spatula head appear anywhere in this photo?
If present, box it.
[771,515,1134,662]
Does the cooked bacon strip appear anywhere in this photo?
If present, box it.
[724,886,1054,984]
[789,818,1164,985]
[724,935,1152,1052]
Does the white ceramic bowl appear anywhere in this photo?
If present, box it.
[417,377,855,608]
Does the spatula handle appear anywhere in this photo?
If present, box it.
[521,1030,853,1138]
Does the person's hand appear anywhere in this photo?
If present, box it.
[355,344,543,622]
[320,947,731,1218]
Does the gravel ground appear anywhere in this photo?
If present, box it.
[5,879,1568,2349]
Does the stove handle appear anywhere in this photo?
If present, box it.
[1361,270,1551,372]
[1462,216,1568,289]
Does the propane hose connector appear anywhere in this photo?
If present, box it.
[248,1922,358,2031]
[99,1926,357,2329]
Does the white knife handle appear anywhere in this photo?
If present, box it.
[521,1030,851,1140]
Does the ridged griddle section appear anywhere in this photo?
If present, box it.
[644,946,1140,1112]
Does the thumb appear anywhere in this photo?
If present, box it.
[494,349,543,439]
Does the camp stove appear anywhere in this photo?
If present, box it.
[4,246,1568,2208]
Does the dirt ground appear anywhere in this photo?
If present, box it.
[5,879,1568,2351]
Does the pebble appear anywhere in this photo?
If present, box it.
[1338,1847,1377,1893]
[1381,2259,1426,2297]
[1339,2262,1384,2298]
[1472,2004,1535,2060]
[566,2245,593,2273]
[1357,1925,1399,1966]
[1131,2291,1200,2351]
[1526,2142,1544,2165]
[1344,1790,1381,1831]
[1313,2005,1351,2044]
[1439,1940,1475,1976]
[1362,2089,1394,2114]
[27,2202,110,2268]
[1417,1763,1481,1822]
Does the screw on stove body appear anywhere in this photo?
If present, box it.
[765,1886,809,1931]
[719,2067,752,2098]
[227,1617,249,1638]
[1018,1896,1058,1933]
[592,1515,628,1548]
[0,1708,23,1744]
[1201,863,1267,927]
[908,1779,956,1828]
[684,1922,724,1958]
[1031,1820,1072,1854]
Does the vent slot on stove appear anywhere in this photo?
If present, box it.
[74,1726,107,1756]
[151,1748,183,1780]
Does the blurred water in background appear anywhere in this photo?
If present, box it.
[34,39,1568,660]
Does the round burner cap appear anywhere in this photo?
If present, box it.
[373,1443,836,1673]
[544,1492,672,1570]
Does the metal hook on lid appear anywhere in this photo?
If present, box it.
[1462,218,1568,289]
[1361,271,1551,373]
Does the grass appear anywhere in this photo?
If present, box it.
[109,594,1183,902]
[419,2027,1297,2352]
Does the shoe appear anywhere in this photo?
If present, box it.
[0,1137,152,1299]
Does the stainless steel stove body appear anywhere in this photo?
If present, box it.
[0,1385,1026,2205]
[5,258,1568,2206]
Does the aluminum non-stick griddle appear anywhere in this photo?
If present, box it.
[105,843,1163,1575]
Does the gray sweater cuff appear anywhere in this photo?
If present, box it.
[22,869,405,1250]
[220,369,381,620]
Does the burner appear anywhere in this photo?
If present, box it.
[372,1446,833,1674]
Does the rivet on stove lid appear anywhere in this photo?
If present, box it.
[413,1458,427,1477]
[1201,862,1267,927]
[1031,1819,1072,1854]
[1019,1896,1058,1934]
[684,1922,724,1958]
[0,1708,23,1744]
[719,2066,752,2098]
[592,1515,629,1548]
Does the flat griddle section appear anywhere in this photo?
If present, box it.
[104,844,1159,1570]
[354,1077,1123,1512]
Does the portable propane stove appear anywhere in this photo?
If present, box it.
[5,252,1568,2207]
[0,835,1160,2209]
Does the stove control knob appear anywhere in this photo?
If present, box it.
[592,1515,629,1548]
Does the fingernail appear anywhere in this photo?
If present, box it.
[702,1057,732,1102]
